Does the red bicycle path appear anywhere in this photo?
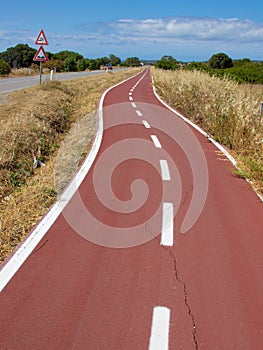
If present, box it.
[0,69,262,349]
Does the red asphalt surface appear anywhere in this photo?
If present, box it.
[0,69,263,349]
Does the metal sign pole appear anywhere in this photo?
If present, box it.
[40,61,42,84]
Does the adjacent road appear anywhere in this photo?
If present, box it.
[0,69,125,94]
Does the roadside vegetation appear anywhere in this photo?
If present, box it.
[0,67,143,262]
[0,44,141,76]
[155,53,263,85]
[151,66,263,196]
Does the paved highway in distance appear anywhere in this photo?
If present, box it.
[0,68,126,94]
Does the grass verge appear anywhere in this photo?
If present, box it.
[151,67,263,197]
[0,68,143,262]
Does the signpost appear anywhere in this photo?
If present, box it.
[34,30,49,84]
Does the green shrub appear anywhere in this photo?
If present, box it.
[64,56,77,72]
[0,59,11,75]
[227,62,263,84]
[77,59,87,71]
[155,60,179,70]
[43,59,64,72]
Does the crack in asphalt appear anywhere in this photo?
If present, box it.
[145,216,199,349]
[167,248,199,350]
[32,239,48,254]
[180,186,193,206]
[145,200,199,349]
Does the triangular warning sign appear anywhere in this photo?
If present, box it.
[33,46,49,62]
[35,30,48,45]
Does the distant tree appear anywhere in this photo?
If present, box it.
[100,57,110,65]
[155,60,177,70]
[0,58,11,75]
[53,50,83,62]
[208,53,233,69]
[0,44,36,68]
[155,55,179,70]
[64,56,77,72]
[161,55,177,62]
[124,57,140,67]
[87,59,101,70]
[109,54,121,66]
[77,59,87,71]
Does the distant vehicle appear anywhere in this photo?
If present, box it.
[104,64,112,70]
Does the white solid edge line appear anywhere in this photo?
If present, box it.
[151,135,162,149]
[151,77,236,164]
[161,203,174,246]
[151,76,263,203]
[0,70,146,293]
[142,120,151,129]
[149,306,170,350]
[160,160,171,181]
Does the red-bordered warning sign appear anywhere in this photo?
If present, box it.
[35,30,49,45]
[33,46,49,62]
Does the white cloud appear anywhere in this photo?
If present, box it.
[1,17,263,60]
[110,17,263,43]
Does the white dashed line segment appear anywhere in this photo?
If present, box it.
[129,96,133,101]
[136,110,143,117]
[159,160,171,181]
[131,102,137,108]
[149,306,171,350]
[151,135,162,149]
[161,203,174,246]
[142,120,151,129]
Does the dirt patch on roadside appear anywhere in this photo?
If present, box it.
[0,93,8,105]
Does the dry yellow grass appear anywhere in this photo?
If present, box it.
[0,68,143,262]
[151,67,263,195]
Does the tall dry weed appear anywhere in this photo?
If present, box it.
[152,67,263,193]
[0,68,143,262]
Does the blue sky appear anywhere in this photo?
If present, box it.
[1,0,263,61]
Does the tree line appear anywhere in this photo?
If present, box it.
[0,44,141,75]
[155,53,263,84]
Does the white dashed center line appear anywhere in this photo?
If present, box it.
[149,306,171,350]
[159,160,171,181]
[142,120,151,129]
[129,96,133,101]
[136,110,143,117]
[131,102,137,108]
[151,135,162,149]
[161,203,174,246]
